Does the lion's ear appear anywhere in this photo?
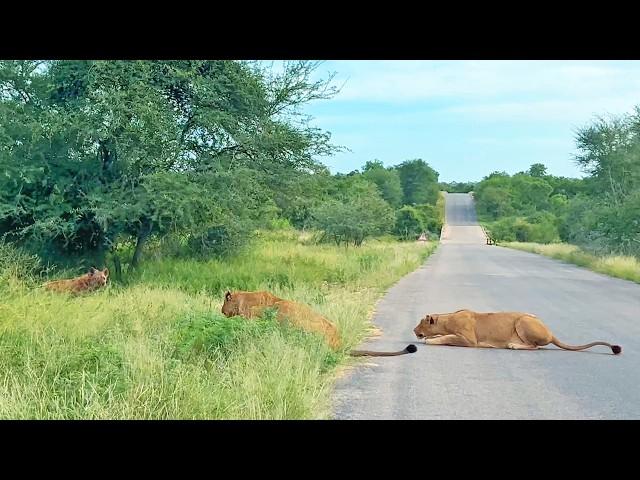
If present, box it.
[429,316,435,325]
[225,291,232,301]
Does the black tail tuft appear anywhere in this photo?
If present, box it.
[406,344,417,353]
[611,345,622,355]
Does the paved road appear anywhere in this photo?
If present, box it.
[332,192,640,419]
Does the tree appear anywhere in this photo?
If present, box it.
[0,60,340,268]
[474,183,514,220]
[414,203,443,233]
[394,206,424,240]
[528,163,548,177]
[547,176,585,197]
[394,159,440,205]
[362,160,403,208]
[274,167,333,230]
[511,174,553,212]
[574,110,640,205]
[311,180,394,246]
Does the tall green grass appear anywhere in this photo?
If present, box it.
[0,233,436,419]
[503,242,640,284]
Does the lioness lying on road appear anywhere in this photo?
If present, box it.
[413,309,621,355]
[222,290,417,357]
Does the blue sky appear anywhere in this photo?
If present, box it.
[300,61,640,182]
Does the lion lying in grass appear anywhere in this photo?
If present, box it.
[43,267,109,294]
[413,309,621,355]
[222,290,416,357]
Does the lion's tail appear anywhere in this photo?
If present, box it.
[349,344,417,357]
[551,336,621,355]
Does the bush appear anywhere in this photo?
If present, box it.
[0,240,45,287]
[311,184,394,246]
[268,217,294,231]
[525,212,560,243]
[186,223,251,258]
[484,214,560,244]
[394,206,424,240]
[414,203,443,234]
[513,219,532,242]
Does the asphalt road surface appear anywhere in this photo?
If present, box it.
[332,192,640,419]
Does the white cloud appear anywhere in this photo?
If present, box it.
[319,60,640,106]
[440,97,640,123]
[467,137,571,148]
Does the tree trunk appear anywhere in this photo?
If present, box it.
[129,221,153,271]
[112,252,122,281]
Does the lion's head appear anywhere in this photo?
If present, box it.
[413,314,438,339]
[221,291,239,317]
[88,267,109,287]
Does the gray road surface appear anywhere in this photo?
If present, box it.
[332,192,640,419]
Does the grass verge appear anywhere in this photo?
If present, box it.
[503,242,640,284]
[0,232,437,419]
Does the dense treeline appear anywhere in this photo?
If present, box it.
[312,159,443,244]
[474,108,640,257]
[439,181,475,193]
[0,60,442,274]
